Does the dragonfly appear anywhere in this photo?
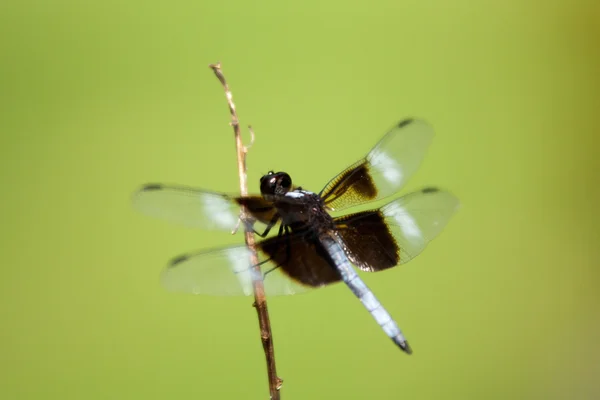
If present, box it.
[132,118,459,354]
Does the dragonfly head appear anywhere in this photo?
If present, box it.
[260,171,292,196]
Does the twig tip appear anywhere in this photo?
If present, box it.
[208,62,221,70]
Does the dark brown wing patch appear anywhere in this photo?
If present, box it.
[258,235,341,287]
[235,196,278,225]
[319,161,378,211]
[334,210,400,272]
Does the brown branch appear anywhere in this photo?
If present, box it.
[209,62,283,400]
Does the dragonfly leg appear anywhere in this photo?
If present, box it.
[262,225,293,278]
[253,214,280,238]
[242,224,286,277]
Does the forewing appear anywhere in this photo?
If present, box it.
[132,183,277,231]
[320,119,434,211]
[335,187,459,271]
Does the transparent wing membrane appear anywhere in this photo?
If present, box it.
[321,119,435,211]
[132,184,241,231]
[334,187,459,271]
[161,245,316,296]
[382,188,459,265]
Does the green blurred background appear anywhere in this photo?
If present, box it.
[1,1,599,399]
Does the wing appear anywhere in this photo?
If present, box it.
[132,183,278,231]
[334,211,400,272]
[161,233,340,296]
[320,119,434,211]
[334,187,459,272]
[260,233,341,288]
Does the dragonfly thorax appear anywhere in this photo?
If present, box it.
[276,190,334,235]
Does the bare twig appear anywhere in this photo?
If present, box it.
[209,63,283,400]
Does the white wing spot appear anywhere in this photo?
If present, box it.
[227,248,255,296]
[370,149,403,186]
[388,204,422,239]
[202,195,237,230]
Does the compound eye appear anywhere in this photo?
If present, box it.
[260,175,277,195]
[278,173,292,191]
